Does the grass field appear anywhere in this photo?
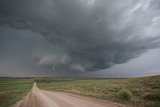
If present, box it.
[0,76,159,107]
[36,75,160,107]
[0,78,33,107]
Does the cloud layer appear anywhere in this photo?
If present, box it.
[0,0,160,73]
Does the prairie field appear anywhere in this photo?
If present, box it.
[0,78,33,107]
[36,75,160,107]
[0,76,160,107]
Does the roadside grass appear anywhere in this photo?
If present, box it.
[118,88,132,101]
[37,75,160,107]
[0,78,33,107]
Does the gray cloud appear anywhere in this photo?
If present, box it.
[0,0,160,75]
[37,54,70,66]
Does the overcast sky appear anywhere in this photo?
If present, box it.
[0,0,160,77]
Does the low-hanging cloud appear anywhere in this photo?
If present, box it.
[37,54,70,66]
[70,63,86,72]
[0,0,160,73]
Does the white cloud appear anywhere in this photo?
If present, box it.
[70,63,86,72]
[37,54,70,66]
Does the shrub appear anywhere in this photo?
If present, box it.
[143,92,160,101]
[118,89,132,101]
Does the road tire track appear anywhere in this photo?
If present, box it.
[13,83,127,107]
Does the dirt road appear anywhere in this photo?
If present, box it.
[13,83,126,107]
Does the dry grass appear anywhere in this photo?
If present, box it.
[0,78,33,107]
[37,75,160,107]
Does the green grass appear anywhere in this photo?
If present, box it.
[37,75,160,107]
[118,89,132,101]
[0,78,33,107]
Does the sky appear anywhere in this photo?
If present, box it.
[0,0,160,77]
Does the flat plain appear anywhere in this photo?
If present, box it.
[37,75,160,107]
[0,78,33,107]
[0,76,160,107]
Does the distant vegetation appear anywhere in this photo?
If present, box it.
[0,76,159,107]
[37,75,160,107]
[0,78,33,107]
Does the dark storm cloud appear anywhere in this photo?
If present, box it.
[0,0,160,74]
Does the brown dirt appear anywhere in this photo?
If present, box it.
[13,83,129,107]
